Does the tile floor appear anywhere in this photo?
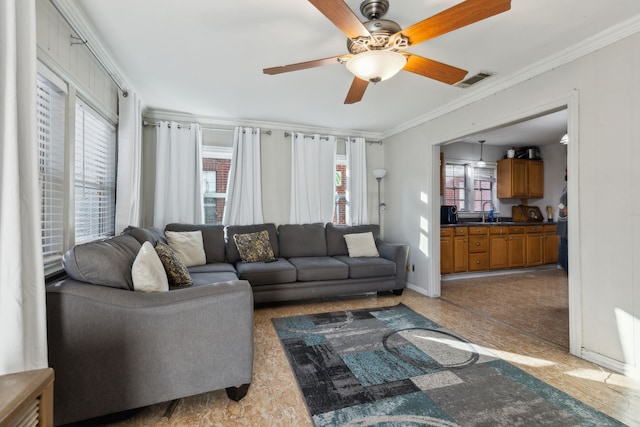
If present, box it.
[79,270,640,426]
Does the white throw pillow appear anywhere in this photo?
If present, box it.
[132,241,169,292]
[165,230,207,267]
[344,232,380,257]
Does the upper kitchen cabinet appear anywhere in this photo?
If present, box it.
[497,159,544,199]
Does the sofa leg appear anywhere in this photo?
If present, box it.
[226,383,250,401]
[392,289,404,296]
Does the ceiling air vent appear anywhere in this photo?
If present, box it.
[455,71,494,88]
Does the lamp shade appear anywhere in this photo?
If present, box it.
[372,168,387,179]
[346,51,406,83]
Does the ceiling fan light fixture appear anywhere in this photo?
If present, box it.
[346,50,406,83]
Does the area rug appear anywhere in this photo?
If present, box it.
[272,304,624,427]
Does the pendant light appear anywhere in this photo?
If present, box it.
[477,140,486,167]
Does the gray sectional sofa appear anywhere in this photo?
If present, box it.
[46,222,407,425]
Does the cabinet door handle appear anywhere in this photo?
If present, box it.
[476,260,481,264]
[475,242,480,246]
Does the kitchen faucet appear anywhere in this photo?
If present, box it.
[482,201,497,223]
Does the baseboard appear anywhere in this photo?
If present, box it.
[581,349,640,379]
[406,282,434,297]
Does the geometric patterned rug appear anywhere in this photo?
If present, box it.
[272,304,625,427]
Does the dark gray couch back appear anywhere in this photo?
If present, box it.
[278,223,327,258]
[226,224,279,264]
[165,223,226,263]
[325,223,380,256]
[62,235,141,290]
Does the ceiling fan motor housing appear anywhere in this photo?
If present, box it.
[360,0,389,20]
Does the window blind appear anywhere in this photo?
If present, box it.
[37,76,65,264]
[74,100,116,243]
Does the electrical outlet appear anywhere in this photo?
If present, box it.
[406,264,411,272]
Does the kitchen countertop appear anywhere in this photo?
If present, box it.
[441,221,556,227]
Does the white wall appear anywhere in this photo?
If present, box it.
[36,0,118,121]
[383,31,640,375]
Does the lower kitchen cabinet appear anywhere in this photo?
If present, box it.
[468,226,489,271]
[489,226,509,270]
[440,228,453,274]
[526,225,545,266]
[508,226,526,268]
[543,224,559,264]
[441,223,559,275]
[453,227,469,273]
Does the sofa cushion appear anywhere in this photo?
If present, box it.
[189,271,240,286]
[344,232,380,257]
[235,259,297,286]
[287,257,349,281]
[334,255,396,279]
[122,225,167,246]
[233,231,277,263]
[155,242,193,288]
[165,223,226,263]
[165,230,207,267]
[325,223,380,256]
[188,263,237,275]
[278,223,327,258]
[131,241,169,292]
[226,224,279,264]
[62,235,141,290]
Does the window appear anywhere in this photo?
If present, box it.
[444,163,467,211]
[202,146,232,224]
[74,99,117,243]
[473,166,496,211]
[444,161,497,213]
[37,75,66,264]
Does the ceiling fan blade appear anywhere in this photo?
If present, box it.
[263,55,347,75]
[344,77,368,104]
[308,0,371,39]
[403,55,468,85]
[398,0,511,46]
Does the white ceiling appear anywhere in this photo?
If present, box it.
[70,0,640,138]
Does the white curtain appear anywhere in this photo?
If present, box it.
[153,121,203,228]
[0,0,48,374]
[346,137,369,225]
[223,127,263,225]
[290,133,337,224]
[115,91,142,232]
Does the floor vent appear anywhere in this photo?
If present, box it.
[455,71,494,88]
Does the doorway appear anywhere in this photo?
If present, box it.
[433,98,578,354]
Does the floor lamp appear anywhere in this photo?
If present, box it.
[372,168,387,224]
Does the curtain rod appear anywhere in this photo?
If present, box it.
[284,131,382,145]
[50,1,128,97]
[143,121,272,135]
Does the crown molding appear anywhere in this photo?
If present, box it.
[143,109,384,140]
[50,0,134,94]
[382,13,640,139]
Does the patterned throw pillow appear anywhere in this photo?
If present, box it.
[155,242,193,287]
[233,230,277,263]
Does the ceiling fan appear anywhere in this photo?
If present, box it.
[263,0,511,104]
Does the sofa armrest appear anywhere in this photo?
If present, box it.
[46,279,254,425]
[377,242,409,289]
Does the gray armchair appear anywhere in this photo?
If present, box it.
[46,278,254,426]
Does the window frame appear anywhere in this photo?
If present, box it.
[444,159,498,215]
[202,145,232,225]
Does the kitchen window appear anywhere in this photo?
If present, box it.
[444,161,497,213]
